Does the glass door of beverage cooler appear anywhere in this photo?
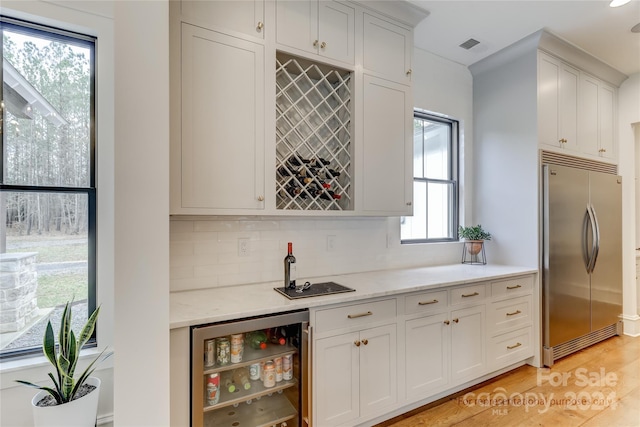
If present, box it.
[191,310,309,427]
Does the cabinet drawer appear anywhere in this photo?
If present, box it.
[404,290,448,315]
[491,275,533,297]
[314,299,396,333]
[450,284,487,305]
[488,295,532,334]
[489,327,532,369]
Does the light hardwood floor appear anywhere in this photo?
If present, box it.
[377,334,640,427]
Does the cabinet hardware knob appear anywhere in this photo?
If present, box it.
[461,292,479,298]
[453,318,459,323]
[418,299,438,305]
[506,284,522,290]
[348,311,372,319]
[362,339,368,345]
[320,41,326,49]
[354,340,361,347]
[256,21,264,31]
[507,342,522,350]
[313,40,319,47]
[443,320,450,325]
[406,202,412,206]
[406,69,412,76]
[599,148,606,153]
[506,310,522,316]
[257,195,265,202]
[559,138,567,144]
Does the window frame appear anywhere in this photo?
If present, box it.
[0,16,97,360]
[401,110,459,244]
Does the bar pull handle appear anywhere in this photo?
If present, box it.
[506,285,521,290]
[506,310,522,316]
[418,299,439,305]
[462,292,479,298]
[348,311,372,319]
[507,342,522,350]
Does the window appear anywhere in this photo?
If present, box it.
[0,18,96,359]
[401,111,458,243]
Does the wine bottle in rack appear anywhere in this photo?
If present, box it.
[318,189,342,201]
[317,168,341,179]
[284,242,297,289]
[285,185,307,199]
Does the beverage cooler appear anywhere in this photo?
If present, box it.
[191,310,310,427]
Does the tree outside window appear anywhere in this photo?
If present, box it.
[0,19,96,359]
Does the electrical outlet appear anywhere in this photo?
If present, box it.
[327,235,336,252]
[238,238,250,257]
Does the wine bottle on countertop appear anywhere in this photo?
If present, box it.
[284,242,297,289]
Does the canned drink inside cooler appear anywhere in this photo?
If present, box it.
[230,333,244,363]
[249,362,261,380]
[216,337,230,365]
[283,354,293,380]
[204,339,215,367]
[274,356,283,382]
[206,373,220,406]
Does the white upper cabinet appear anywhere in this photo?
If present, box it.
[361,75,412,215]
[180,0,265,39]
[538,52,579,152]
[362,13,412,85]
[276,0,355,64]
[177,24,265,212]
[538,51,618,162]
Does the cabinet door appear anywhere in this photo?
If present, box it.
[180,0,265,39]
[318,1,355,64]
[598,83,616,159]
[559,63,579,152]
[579,73,600,156]
[361,75,412,215]
[180,24,265,210]
[363,13,412,84]
[450,305,485,383]
[538,53,578,152]
[315,332,360,426]
[276,0,318,55]
[359,324,397,417]
[405,313,449,399]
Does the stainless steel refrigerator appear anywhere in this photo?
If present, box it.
[542,163,623,367]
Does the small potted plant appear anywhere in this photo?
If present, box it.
[458,224,492,256]
[16,302,108,427]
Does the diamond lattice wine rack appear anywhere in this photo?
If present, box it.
[276,53,352,211]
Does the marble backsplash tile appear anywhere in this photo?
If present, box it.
[170,217,461,292]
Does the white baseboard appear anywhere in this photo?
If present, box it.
[621,314,640,337]
[98,412,114,427]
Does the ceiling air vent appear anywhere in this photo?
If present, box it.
[459,38,480,50]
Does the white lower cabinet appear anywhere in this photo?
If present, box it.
[312,274,535,426]
[315,323,397,426]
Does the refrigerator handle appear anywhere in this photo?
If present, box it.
[589,204,601,273]
[585,205,597,273]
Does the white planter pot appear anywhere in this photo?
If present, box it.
[32,376,101,427]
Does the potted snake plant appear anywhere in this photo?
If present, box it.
[16,301,108,427]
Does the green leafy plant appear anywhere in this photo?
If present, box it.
[16,302,107,405]
[458,224,492,241]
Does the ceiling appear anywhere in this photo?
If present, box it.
[409,0,640,77]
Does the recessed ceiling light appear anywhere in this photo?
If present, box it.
[610,0,631,7]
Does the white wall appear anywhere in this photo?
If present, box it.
[169,47,475,293]
[0,1,171,426]
[0,1,116,426]
[618,73,640,334]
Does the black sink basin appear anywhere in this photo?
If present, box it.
[274,281,355,300]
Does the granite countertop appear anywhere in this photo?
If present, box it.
[170,264,538,329]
